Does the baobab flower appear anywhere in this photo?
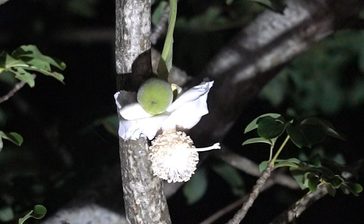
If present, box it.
[114,81,220,182]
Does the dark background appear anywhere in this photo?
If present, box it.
[0,0,363,223]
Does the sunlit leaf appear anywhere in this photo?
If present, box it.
[18,204,47,224]
[242,137,273,146]
[12,45,66,71]
[0,131,23,151]
[14,67,36,87]
[32,205,47,219]
[183,169,208,204]
[259,161,269,172]
[274,158,301,169]
[244,113,282,133]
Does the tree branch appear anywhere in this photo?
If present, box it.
[270,185,328,224]
[190,0,362,145]
[0,81,26,104]
[227,165,275,224]
[0,0,9,6]
[115,0,171,223]
[216,148,299,190]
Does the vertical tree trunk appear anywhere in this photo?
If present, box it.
[115,0,171,223]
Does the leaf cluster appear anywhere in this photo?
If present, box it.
[0,131,23,151]
[0,45,65,87]
[243,113,343,149]
[243,113,362,196]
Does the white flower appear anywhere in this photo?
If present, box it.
[149,130,220,183]
[114,81,214,140]
[114,81,220,182]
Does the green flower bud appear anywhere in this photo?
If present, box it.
[137,78,173,115]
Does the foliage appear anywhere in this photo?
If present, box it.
[261,31,364,114]
[0,44,65,223]
[18,204,47,224]
[243,113,362,196]
[0,131,23,151]
[0,45,65,87]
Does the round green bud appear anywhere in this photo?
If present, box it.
[137,78,173,115]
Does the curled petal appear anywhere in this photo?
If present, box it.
[166,81,213,113]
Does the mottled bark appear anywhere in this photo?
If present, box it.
[190,0,362,145]
[115,0,171,223]
[270,186,328,224]
[0,0,9,6]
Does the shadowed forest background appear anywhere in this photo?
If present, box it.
[0,0,364,223]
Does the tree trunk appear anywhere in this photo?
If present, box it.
[115,0,171,223]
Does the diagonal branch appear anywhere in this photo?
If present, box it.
[0,81,26,104]
[270,185,328,224]
[190,0,362,145]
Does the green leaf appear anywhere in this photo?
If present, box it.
[0,206,14,222]
[18,204,47,224]
[32,205,47,219]
[244,113,282,133]
[183,169,208,204]
[14,67,36,87]
[12,45,66,71]
[345,183,363,196]
[0,131,23,151]
[305,173,320,192]
[156,58,169,81]
[286,124,308,149]
[242,137,273,146]
[259,161,269,172]
[257,116,286,139]
[212,163,244,196]
[3,53,28,69]
[250,0,286,14]
[274,158,301,169]
[290,169,306,189]
[301,117,345,141]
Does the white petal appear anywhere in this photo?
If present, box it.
[166,81,213,113]
[119,115,169,140]
[119,103,153,120]
[162,82,211,130]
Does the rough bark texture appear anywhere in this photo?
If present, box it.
[115,0,171,223]
[190,0,362,145]
[270,186,328,224]
[118,138,171,224]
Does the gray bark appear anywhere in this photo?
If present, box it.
[115,0,171,223]
[270,186,328,224]
[190,0,362,145]
[0,0,8,6]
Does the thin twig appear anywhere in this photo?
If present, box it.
[270,185,328,224]
[200,148,298,224]
[0,81,26,104]
[151,6,170,45]
[200,180,276,224]
[217,148,299,190]
[226,164,275,224]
